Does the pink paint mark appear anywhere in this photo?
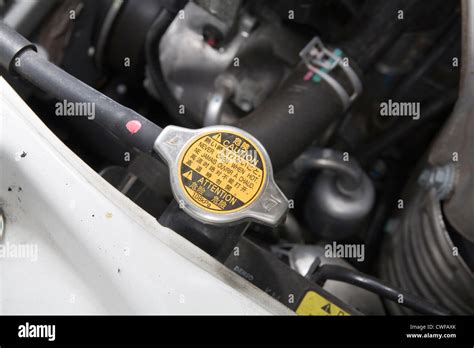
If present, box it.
[126,120,142,134]
[303,71,314,81]
[207,37,216,46]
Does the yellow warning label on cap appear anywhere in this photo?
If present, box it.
[296,291,351,316]
[178,130,267,213]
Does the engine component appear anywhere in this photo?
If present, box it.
[159,201,249,262]
[154,125,288,226]
[379,0,474,315]
[380,190,474,315]
[225,238,360,315]
[0,0,57,36]
[146,7,199,128]
[0,18,36,71]
[222,40,287,117]
[236,60,362,171]
[156,1,299,126]
[155,2,251,124]
[313,263,450,315]
[236,0,438,171]
[202,74,235,126]
[0,0,469,318]
[296,148,374,240]
[0,77,290,316]
[95,0,164,83]
[428,0,474,243]
[299,36,362,112]
[0,20,289,228]
[195,0,242,26]
[418,163,455,200]
[343,0,421,73]
[272,244,385,315]
[153,2,366,171]
[0,21,162,153]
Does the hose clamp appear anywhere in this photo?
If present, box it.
[299,37,362,111]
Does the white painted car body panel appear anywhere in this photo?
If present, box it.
[0,77,292,315]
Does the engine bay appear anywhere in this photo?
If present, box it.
[1,0,473,316]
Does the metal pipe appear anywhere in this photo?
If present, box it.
[294,148,375,240]
[295,148,364,192]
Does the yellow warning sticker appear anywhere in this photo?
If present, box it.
[178,130,266,213]
[296,291,351,316]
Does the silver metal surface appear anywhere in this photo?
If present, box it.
[203,74,236,126]
[157,2,298,125]
[203,90,228,126]
[159,2,251,123]
[418,163,455,200]
[195,0,243,24]
[154,125,288,226]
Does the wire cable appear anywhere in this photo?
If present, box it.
[311,264,451,315]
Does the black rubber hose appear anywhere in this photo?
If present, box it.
[140,0,423,171]
[312,264,451,315]
[236,63,349,172]
[237,0,425,171]
[144,9,352,170]
[144,8,350,170]
[0,21,162,154]
[145,9,198,128]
